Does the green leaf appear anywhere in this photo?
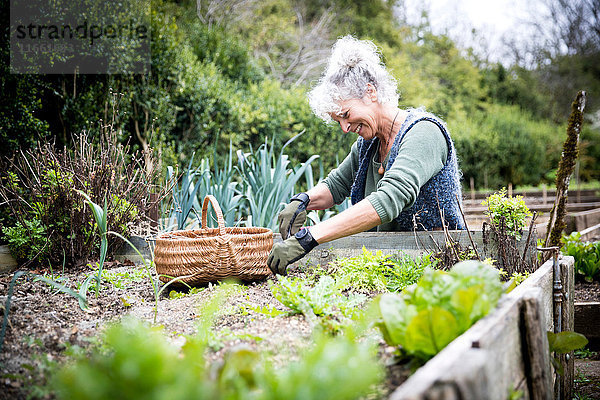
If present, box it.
[377,293,416,346]
[547,331,588,354]
[450,286,480,331]
[404,307,460,357]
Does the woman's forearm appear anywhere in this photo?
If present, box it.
[306,183,335,210]
[309,199,381,244]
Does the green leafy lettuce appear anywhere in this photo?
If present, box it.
[374,261,504,361]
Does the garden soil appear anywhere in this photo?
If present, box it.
[2,261,597,400]
[575,280,600,302]
[0,262,405,400]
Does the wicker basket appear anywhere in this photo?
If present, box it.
[154,195,273,285]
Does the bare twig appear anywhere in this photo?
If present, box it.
[456,194,481,261]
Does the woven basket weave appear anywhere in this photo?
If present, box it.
[154,195,273,285]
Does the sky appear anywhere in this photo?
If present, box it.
[401,0,545,63]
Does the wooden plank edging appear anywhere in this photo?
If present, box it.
[388,257,568,400]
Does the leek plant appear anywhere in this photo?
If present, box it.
[77,191,108,308]
[164,155,203,231]
[195,143,243,227]
[304,158,335,225]
[237,134,318,229]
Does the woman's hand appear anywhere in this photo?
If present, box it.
[268,199,381,276]
[268,228,319,275]
[277,193,309,239]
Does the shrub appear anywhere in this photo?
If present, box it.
[0,130,163,268]
[451,103,564,189]
[482,188,532,240]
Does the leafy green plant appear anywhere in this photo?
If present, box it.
[561,232,600,282]
[78,191,108,301]
[238,303,286,318]
[2,219,48,263]
[374,260,504,361]
[169,287,204,300]
[498,268,530,293]
[236,134,318,229]
[269,275,366,333]
[328,247,436,293]
[482,188,532,240]
[574,346,598,359]
[52,316,382,400]
[102,268,151,290]
[547,331,588,375]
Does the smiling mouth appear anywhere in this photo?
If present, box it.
[354,123,362,134]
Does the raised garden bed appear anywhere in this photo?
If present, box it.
[391,255,574,399]
[0,231,576,399]
[574,279,600,350]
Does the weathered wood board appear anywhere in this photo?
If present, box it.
[389,257,574,400]
[566,207,600,233]
[274,230,537,269]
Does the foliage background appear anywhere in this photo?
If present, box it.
[2,0,599,191]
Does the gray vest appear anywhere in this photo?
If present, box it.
[350,110,465,231]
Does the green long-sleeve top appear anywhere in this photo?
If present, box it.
[322,120,448,231]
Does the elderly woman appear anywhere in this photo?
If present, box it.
[268,36,465,275]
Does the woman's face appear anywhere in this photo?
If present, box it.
[330,94,381,140]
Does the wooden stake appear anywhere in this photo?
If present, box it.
[545,91,587,248]
[470,177,475,203]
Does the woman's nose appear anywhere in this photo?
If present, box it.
[339,120,350,133]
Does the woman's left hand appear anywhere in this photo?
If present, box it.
[267,228,319,275]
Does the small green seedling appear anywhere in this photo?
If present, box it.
[76,191,108,308]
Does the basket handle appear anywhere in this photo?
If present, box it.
[202,195,226,235]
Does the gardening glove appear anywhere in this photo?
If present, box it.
[268,228,319,275]
[278,193,310,239]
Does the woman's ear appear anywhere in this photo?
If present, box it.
[365,83,377,102]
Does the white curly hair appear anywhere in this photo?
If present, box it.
[308,35,399,123]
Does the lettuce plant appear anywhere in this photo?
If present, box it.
[561,232,600,282]
[374,261,504,361]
